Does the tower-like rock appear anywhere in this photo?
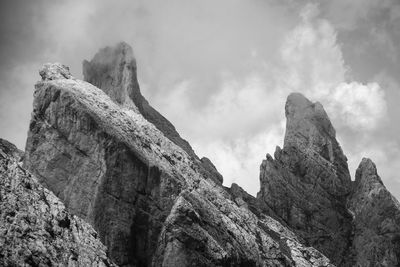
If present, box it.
[257,93,353,265]
[82,42,223,185]
[23,51,334,266]
[348,158,400,266]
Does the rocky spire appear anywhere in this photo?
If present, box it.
[284,92,351,191]
[83,42,141,112]
[83,42,223,184]
[257,92,353,265]
[83,42,194,154]
[23,60,334,266]
[348,158,400,266]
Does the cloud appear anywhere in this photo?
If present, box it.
[279,3,387,132]
[0,0,398,199]
[193,127,285,196]
[154,3,388,195]
[327,82,386,130]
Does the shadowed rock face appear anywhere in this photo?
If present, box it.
[0,138,116,267]
[23,58,334,266]
[83,42,223,185]
[257,93,354,266]
[348,158,400,266]
[21,42,400,267]
[24,65,184,266]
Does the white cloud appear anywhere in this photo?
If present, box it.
[193,126,284,196]
[279,3,387,132]
[1,0,397,198]
[327,82,386,130]
[152,2,390,195]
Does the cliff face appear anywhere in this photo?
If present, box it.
[348,158,400,266]
[18,42,400,267]
[83,43,222,185]
[23,53,334,266]
[257,93,353,266]
[0,138,115,266]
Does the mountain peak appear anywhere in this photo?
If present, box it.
[83,42,141,111]
[355,157,383,187]
[348,158,400,266]
[39,63,74,81]
[284,92,338,162]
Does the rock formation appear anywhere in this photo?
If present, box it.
[257,93,353,266]
[348,158,400,266]
[23,46,334,266]
[5,41,397,266]
[0,138,116,266]
[83,42,223,185]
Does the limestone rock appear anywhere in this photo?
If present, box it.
[40,63,74,81]
[348,158,400,266]
[257,93,353,266]
[200,157,223,184]
[0,138,116,267]
[82,42,193,157]
[0,137,23,160]
[24,63,334,266]
[83,42,223,185]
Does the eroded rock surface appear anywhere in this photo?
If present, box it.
[24,59,334,266]
[83,42,223,185]
[0,138,115,267]
[22,42,400,267]
[257,93,353,266]
[348,158,400,266]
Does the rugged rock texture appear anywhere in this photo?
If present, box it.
[82,43,223,185]
[348,158,400,266]
[257,93,354,266]
[24,59,334,266]
[20,42,400,267]
[0,138,116,266]
[82,42,193,157]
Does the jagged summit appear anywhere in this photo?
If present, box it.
[11,43,400,266]
[83,42,141,111]
[284,92,351,191]
[285,92,335,138]
[284,92,339,162]
[83,42,223,184]
[83,42,193,155]
[22,54,334,266]
[0,137,23,159]
[258,93,353,265]
[348,158,400,266]
[354,158,383,186]
[39,63,74,81]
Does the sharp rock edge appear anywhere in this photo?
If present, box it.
[0,41,396,267]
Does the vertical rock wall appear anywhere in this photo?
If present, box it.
[257,93,353,265]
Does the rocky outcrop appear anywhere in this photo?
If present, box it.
[0,138,115,266]
[82,43,222,185]
[348,158,400,266]
[20,42,400,267]
[257,93,353,266]
[24,58,334,266]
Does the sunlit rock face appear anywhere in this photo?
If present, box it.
[348,158,400,266]
[0,138,116,267]
[21,42,400,267]
[83,42,223,185]
[23,47,334,266]
[257,93,354,266]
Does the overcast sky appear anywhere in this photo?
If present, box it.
[0,0,399,198]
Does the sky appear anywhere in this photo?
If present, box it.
[0,0,399,198]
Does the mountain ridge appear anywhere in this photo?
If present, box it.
[0,42,399,266]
